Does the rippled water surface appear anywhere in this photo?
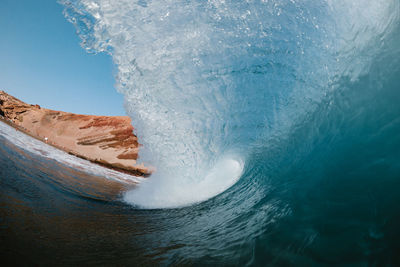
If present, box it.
[2,0,400,265]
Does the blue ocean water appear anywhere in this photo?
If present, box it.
[1,0,400,265]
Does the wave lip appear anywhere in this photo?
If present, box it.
[123,156,244,209]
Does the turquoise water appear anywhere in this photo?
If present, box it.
[1,0,400,265]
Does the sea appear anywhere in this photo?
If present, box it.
[1,0,400,265]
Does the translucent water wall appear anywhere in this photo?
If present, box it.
[61,0,399,208]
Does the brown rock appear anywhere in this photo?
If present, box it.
[0,90,150,177]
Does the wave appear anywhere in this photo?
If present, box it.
[60,0,399,208]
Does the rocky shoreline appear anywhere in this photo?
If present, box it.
[0,91,150,177]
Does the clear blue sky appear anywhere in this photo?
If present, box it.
[0,0,126,116]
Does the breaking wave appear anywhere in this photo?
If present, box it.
[60,0,399,208]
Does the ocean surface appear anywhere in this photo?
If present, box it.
[1,0,400,265]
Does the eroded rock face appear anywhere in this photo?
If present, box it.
[0,90,149,177]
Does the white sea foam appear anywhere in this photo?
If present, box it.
[124,156,244,209]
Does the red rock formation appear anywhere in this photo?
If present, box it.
[0,90,149,177]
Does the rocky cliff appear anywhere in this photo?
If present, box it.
[0,91,149,177]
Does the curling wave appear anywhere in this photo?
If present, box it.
[61,0,399,208]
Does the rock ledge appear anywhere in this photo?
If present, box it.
[0,91,149,177]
